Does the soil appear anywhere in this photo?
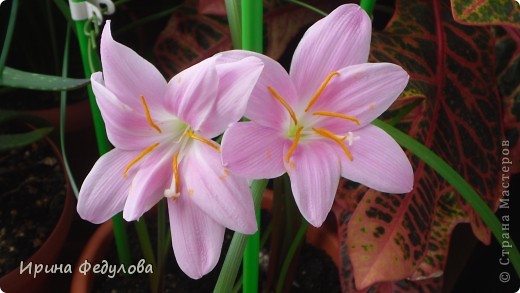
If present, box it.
[0,136,66,275]
[94,210,340,292]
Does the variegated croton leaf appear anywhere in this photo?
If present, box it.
[495,26,520,174]
[333,0,504,290]
[450,0,520,27]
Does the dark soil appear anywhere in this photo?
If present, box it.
[0,138,66,275]
[94,210,340,292]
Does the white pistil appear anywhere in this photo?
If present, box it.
[345,131,360,146]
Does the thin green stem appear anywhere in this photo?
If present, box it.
[388,99,423,126]
[359,0,376,17]
[135,219,158,292]
[0,0,19,77]
[275,219,308,293]
[214,179,268,293]
[59,25,80,197]
[286,0,327,16]
[225,0,242,48]
[372,119,520,277]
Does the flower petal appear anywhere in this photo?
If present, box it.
[123,146,173,221]
[77,149,139,224]
[221,122,286,179]
[100,21,167,111]
[284,140,341,227]
[180,141,257,234]
[290,4,371,99]
[338,125,413,194]
[164,57,219,130]
[218,50,299,129]
[168,197,225,279]
[310,63,409,132]
[198,55,264,137]
[91,72,162,150]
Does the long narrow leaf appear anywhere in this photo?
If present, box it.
[0,128,53,151]
[0,67,89,91]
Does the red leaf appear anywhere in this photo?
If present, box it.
[450,0,520,27]
[334,0,503,289]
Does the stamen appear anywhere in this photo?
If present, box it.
[165,152,181,199]
[304,71,340,112]
[186,131,221,152]
[285,126,304,163]
[267,86,298,125]
[123,142,160,176]
[312,128,353,161]
[312,111,360,125]
[173,152,180,194]
[140,96,162,133]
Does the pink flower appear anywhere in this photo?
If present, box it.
[221,4,413,227]
[77,22,264,279]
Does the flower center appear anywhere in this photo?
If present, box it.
[268,71,361,164]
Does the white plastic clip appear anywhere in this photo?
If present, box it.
[69,0,115,24]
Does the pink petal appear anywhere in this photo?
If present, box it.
[283,140,341,227]
[123,147,173,221]
[179,141,257,234]
[338,125,413,193]
[164,57,219,130]
[100,21,167,112]
[168,197,225,279]
[221,122,286,179]
[290,4,371,99]
[199,56,264,138]
[91,72,162,150]
[77,149,139,224]
[218,50,299,129]
[310,63,409,132]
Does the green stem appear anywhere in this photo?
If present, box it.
[275,219,308,293]
[241,1,264,292]
[59,25,80,197]
[70,0,131,268]
[359,0,376,17]
[214,179,268,293]
[225,0,242,48]
[372,119,520,277]
[0,0,19,77]
[135,219,158,293]
[286,0,327,16]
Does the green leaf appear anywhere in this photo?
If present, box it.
[0,67,89,91]
[0,127,53,152]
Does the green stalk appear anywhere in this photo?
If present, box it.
[70,0,131,268]
[372,119,520,277]
[225,0,242,48]
[0,0,19,77]
[134,219,158,293]
[59,25,80,197]
[275,219,308,293]
[359,0,376,17]
[214,179,268,293]
[241,1,263,292]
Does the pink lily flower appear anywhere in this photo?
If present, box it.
[221,4,414,227]
[77,22,263,279]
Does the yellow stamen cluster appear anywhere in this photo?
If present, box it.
[267,71,359,164]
